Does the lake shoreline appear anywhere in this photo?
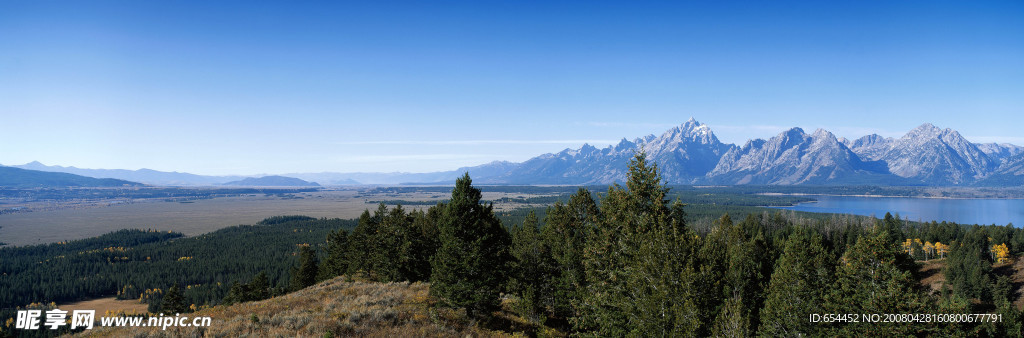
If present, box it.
[769,195,1023,226]
[759,192,1024,201]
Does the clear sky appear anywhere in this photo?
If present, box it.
[1,1,1022,175]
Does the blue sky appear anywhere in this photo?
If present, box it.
[1,1,1022,175]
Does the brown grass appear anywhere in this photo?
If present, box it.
[1008,256,1024,310]
[919,258,948,294]
[78,277,514,337]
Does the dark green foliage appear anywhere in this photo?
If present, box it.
[249,272,271,300]
[1,216,352,310]
[371,205,413,282]
[291,245,319,291]
[689,214,729,335]
[507,211,555,323]
[406,206,441,281]
[881,212,906,245]
[223,272,272,305]
[991,275,1014,306]
[346,208,382,277]
[541,188,598,321]
[340,203,437,282]
[1012,227,1024,254]
[825,228,928,335]
[223,282,246,306]
[989,302,1024,336]
[161,283,186,314]
[319,229,349,280]
[759,232,834,336]
[944,227,993,302]
[712,295,749,337]
[579,152,699,336]
[0,229,181,308]
[719,215,772,331]
[258,215,317,225]
[430,173,512,318]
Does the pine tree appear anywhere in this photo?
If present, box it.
[759,232,834,336]
[161,283,186,314]
[944,227,993,302]
[990,301,1024,336]
[404,208,440,282]
[690,214,729,335]
[542,188,599,322]
[222,281,246,305]
[712,295,749,337]
[373,205,412,281]
[291,245,319,291]
[579,151,698,336]
[320,229,349,280]
[720,215,770,331]
[881,212,905,246]
[346,207,383,277]
[826,228,927,335]
[248,271,270,301]
[429,173,511,318]
[508,211,554,323]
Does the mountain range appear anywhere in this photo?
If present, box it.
[0,166,141,188]
[450,119,1024,186]
[7,119,1024,186]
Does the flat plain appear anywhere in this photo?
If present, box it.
[0,189,554,247]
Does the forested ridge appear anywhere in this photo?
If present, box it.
[3,153,1024,336]
[313,153,1024,336]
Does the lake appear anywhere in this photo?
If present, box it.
[774,195,1024,226]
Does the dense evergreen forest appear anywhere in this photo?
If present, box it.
[4,153,1024,336]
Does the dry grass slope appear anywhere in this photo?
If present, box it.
[79,277,512,337]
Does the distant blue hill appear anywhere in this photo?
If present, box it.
[221,175,320,187]
[0,166,142,188]
[13,161,244,186]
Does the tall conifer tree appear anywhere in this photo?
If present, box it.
[291,245,319,291]
[542,188,600,322]
[759,232,834,336]
[161,283,186,314]
[430,173,511,317]
[508,211,554,323]
[580,152,698,336]
[320,229,349,280]
[826,227,927,335]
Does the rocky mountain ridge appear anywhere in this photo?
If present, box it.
[10,119,1023,186]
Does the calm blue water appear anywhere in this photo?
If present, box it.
[774,196,1024,226]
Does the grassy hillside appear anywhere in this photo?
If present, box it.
[80,278,517,337]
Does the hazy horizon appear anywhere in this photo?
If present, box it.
[3,2,1021,175]
[5,120,1021,177]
